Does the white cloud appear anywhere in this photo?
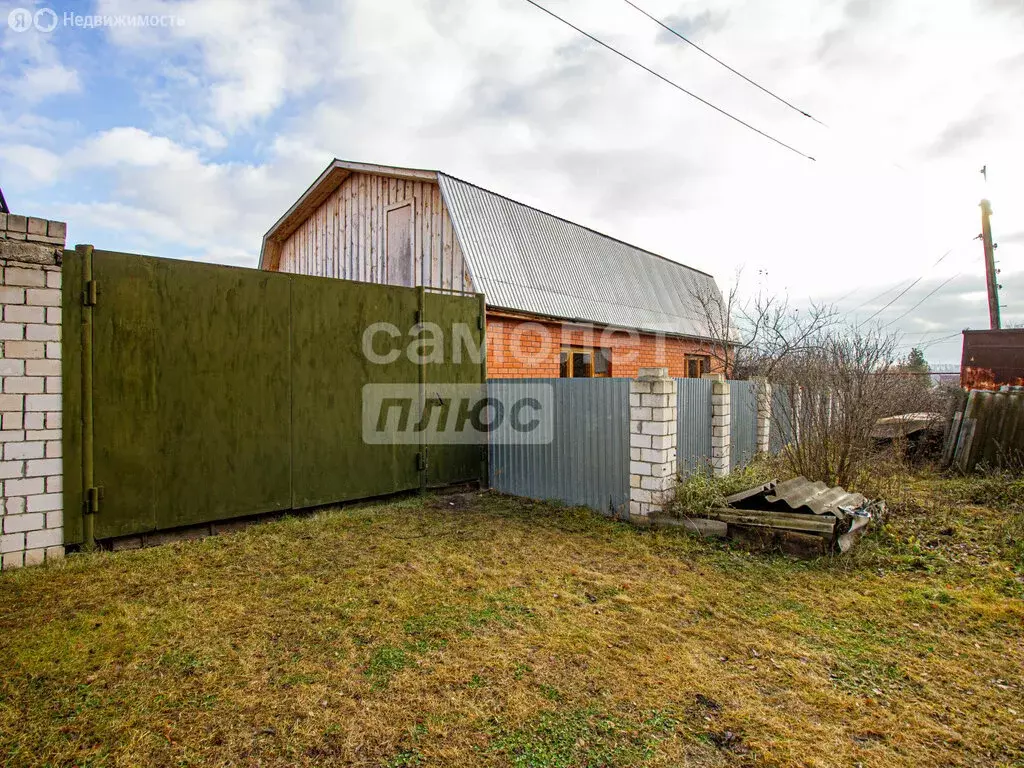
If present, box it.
[0,2,80,103]
[95,0,346,129]
[8,62,80,100]
[27,127,313,265]
[72,127,201,169]
[0,143,61,184]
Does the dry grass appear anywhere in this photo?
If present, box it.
[1,478,1023,767]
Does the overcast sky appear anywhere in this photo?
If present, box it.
[2,0,1023,364]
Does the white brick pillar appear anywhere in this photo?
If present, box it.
[0,213,65,569]
[711,378,731,477]
[629,367,677,518]
[755,377,771,454]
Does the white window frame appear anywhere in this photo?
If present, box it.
[384,199,416,287]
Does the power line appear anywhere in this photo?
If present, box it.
[915,331,963,351]
[881,272,963,329]
[621,0,826,126]
[848,278,915,313]
[901,327,965,337]
[894,330,964,349]
[835,236,971,315]
[854,245,960,328]
[521,0,815,161]
[855,274,936,328]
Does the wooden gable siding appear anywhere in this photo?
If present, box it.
[276,172,473,292]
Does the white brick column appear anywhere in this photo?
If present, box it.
[629,367,677,518]
[711,378,731,477]
[0,213,65,569]
[755,377,771,454]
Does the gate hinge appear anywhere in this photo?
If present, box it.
[477,314,485,331]
[83,280,99,307]
[85,486,103,514]
[416,450,428,471]
[414,309,422,324]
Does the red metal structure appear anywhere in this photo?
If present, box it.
[960,329,1024,390]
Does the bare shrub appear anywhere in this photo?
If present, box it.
[687,274,955,487]
[767,330,951,486]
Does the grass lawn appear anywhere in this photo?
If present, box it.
[1,475,1022,767]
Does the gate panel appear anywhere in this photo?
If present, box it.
[69,248,486,543]
[423,291,485,487]
[89,251,293,539]
[289,275,421,507]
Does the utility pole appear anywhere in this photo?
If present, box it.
[979,198,1001,330]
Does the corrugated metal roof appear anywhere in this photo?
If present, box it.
[438,173,719,339]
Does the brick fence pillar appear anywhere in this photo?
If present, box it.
[710,378,731,477]
[754,377,771,454]
[0,213,65,569]
[629,367,677,518]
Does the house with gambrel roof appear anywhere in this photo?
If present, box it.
[260,160,725,378]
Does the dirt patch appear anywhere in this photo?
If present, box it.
[428,491,478,511]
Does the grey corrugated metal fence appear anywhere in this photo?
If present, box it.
[675,378,713,476]
[769,385,795,454]
[488,378,629,516]
[730,380,757,470]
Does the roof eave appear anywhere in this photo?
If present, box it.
[484,304,729,346]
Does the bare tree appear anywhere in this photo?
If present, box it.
[687,271,838,379]
[686,270,734,376]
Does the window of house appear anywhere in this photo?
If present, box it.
[686,355,710,378]
[560,347,611,378]
[386,202,414,287]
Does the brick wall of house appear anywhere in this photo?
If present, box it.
[0,213,65,569]
[485,311,723,379]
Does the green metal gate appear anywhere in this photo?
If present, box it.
[62,246,485,545]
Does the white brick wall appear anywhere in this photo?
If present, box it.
[629,368,677,518]
[0,214,64,569]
